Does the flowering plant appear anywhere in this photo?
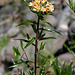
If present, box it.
[10,0,63,75]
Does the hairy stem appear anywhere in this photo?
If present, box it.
[35,16,39,75]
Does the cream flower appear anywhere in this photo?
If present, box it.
[29,1,34,6]
[29,0,54,13]
[41,0,47,4]
[35,0,40,3]
[41,7,46,12]
[46,2,51,6]
[49,5,54,12]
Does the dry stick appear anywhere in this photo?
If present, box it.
[35,16,40,75]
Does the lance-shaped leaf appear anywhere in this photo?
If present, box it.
[66,0,73,10]
[41,27,62,35]
[26,33,31,40]
[31,24,36,33]
[15,39,35,46]
[25,37,36,48]
[39,15,54,28]
[40,37,56,40]
[38,28,43,39]
[16,21,34,27]
[13,47,20,62]
[53,62,57,75]
[15,39,29,42]
[9,61,30,68]
[37,53,49,61]
[67,61,73,75]
[61,62,66,74]
[56,58,61,75]
[40,18,53,28]
[13,47,20,55]
[68,0,73,9]
[20,41,24,51]
[40,42,46,50]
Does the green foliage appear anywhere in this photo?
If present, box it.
[53,58,73,75]
[25,37,36,48]
[66,0,75,11]
[41,27,62,35]
[16,21,34,27]
[13,47,20,62]
[39,42,46,50]
[0,36,9,51]
[64,37,75,56]
[20,70,25,75]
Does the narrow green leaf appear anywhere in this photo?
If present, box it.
[38,28,43,39]
[25,37,36,48]
[70,50,75,56]
[15,39,35,46]
[37,53,49,61]
[9,61,29,68]
[40,37,56,40]
[68,0,73,9]
[67,62,73,73]
[41,19,53,28]
[12,59,16,65]
[15,39,29,42]
[20,41,24,51]
[61,62,66,73]
[72,33,75,35]
[42,27,62,35]
[53,62,57,75]
[40,42,46,50]
[56,58,61,75]
[64,44,70,52]
[26,34,31,40]
[29,71,34,75]
[13,47,20,55]
[16,22,33,27]
[31,24,36,33]
[39,15,54,28]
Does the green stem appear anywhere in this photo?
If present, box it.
[35,16,39,75]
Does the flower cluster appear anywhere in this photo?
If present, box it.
[29,0,54,14]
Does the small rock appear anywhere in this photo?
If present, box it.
[52,35,67,54]
[25,7,37,21]
[56,6,71,32]
[6,23,19,37]
[69,21,75,37]
[0,5,15,16]
[0,16,12,34]
[44,15,58,27]
[58,53,74,65]
[0,0,12,5]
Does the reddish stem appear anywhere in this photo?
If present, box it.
[23,57,34,63]
[35,16,39,75]
[17,66,20,75]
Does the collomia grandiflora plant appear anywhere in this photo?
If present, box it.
[10,0,61,75]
